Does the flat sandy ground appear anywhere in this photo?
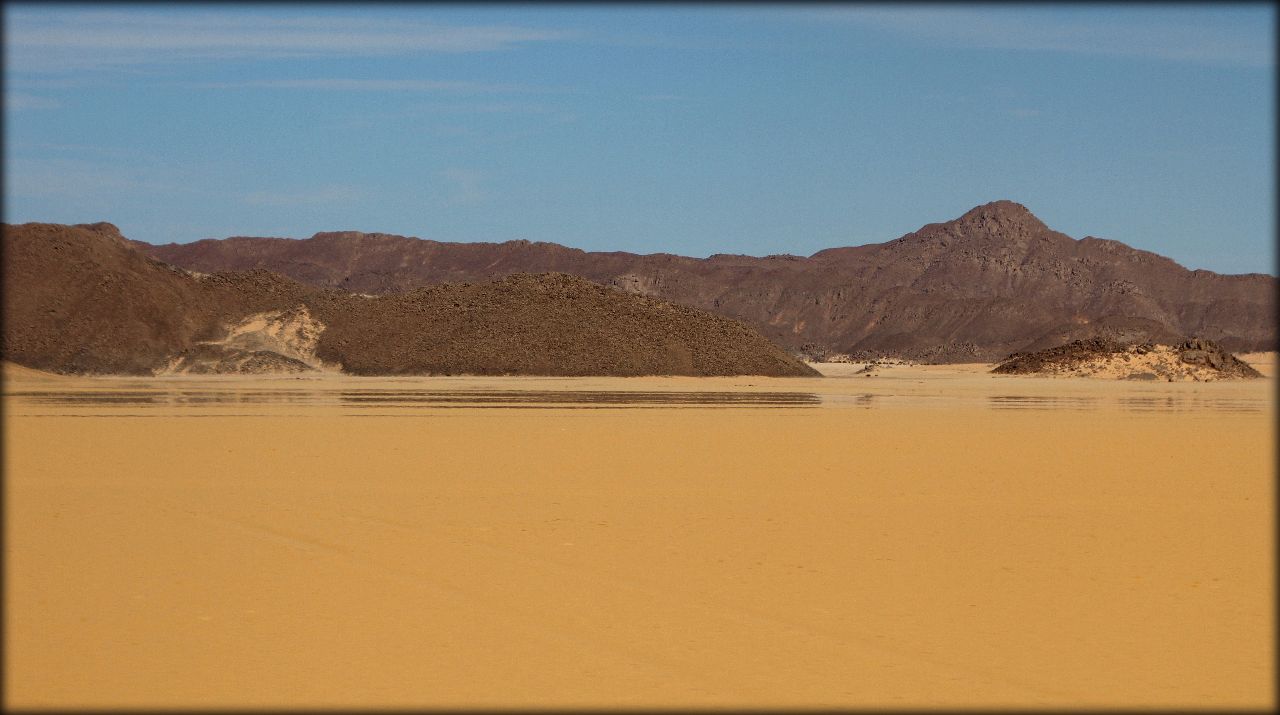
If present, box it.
[4,359,1274,708]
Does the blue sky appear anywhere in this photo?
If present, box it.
[4,3,1275,275]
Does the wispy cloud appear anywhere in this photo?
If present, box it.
[194,78,566,94]
[423,101,567,116]
[6,93,62,111]
[6,10,579,73]
[323,101,578,136]
[437,168,487,206]
[6,157,173,200]
[794,6,1273,68]
[242,185,366,207]
[6,141,127,156]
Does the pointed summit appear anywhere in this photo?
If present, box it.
[886,200,1056,251]
[72,221,124,239]
[934,200,1053,246]
[956,200,1046,229]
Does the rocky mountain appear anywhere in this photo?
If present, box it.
[2,222,817,377]
[136,201,1277,362]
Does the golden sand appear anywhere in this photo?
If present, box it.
[4,363,1274,708]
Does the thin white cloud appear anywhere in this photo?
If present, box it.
[6,93,62,110]
[437,168,487,206]
[6,140,126,156]
[195,78,565,94]
[793,6,1273,68]
[322,101,576,135]
[5,157,171,200]
[5,9,578,73]
[412,101,563,114]
[242,185,367,207]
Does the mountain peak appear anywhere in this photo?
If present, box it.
[73,221,123,237]
[941,200,1051,242]
[957,200,1043,225]
[311,231,367,241]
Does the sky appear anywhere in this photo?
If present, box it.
[4,3,1275,275]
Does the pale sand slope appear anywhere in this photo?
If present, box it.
[2,360,70,382]
[1237,351,1276,378]
[3,369,1274,708]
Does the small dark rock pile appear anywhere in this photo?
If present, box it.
[164,344,316,375]
[991,337,1262,379]
[1172,337,1262,378]
[991,338,1129,375]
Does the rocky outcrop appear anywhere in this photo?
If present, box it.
[991,337,1262,380]
[158,306,326,375]
[1170,337,1261,378]
[161,344,318,375]
[136,200,1277,361]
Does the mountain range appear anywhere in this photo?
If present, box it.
[3,222,816,376]
[136,200,1277,361]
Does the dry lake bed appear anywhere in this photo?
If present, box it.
[4,358,1274,708]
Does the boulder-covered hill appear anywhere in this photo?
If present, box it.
[2,222,817,377]
[137,200,1277,362]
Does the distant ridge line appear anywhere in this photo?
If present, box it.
[71,200,1280,361]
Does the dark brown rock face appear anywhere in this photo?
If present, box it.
[135,201,1278,362]
[3,223,817,377]
[1172,337,1259,377]
[3,221,240,374]
[305,273,817,377]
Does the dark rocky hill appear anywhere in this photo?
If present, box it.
[3,222,816,377]
[991,337,1262,381]
[136,201,1277,362]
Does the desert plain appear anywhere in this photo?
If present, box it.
[3,357,1274,709]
